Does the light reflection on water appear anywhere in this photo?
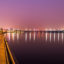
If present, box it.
[58,33,60,42]
[25,32,27,41]
[50,32,52,42]
[17,33,20,40]
[62,33,64,43]
[12,33,15,41]
[7,33,11,40]
[5,32,64,64]
[54,33,55,42]
[34,32,36,40]
[29,32,31,41]
[6,32,64,43]
[45,32,47,42]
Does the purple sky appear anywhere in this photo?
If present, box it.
[0,0,64,29]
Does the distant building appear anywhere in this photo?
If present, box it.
[0,28,3,34]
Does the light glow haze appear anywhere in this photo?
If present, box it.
[0,0,64,30]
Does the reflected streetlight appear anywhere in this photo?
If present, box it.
[58,33,60,42]
[50,32,51,42]
[25,32,27,41]
[54,33,55,42]
[29,32,31,41]
[45,32,48,42]
[62,33,63,43]
[34,32,36,41]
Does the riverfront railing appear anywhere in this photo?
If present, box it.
[4,39,15,64]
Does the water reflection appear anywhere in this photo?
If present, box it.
[12,33,15,41]
[25,32,27,41]
[29,32,31,41]
[58,33,60,42]
[45,32,47,42]
[50,32,51,42]
[34,32,36,40]
[62,33,63,43]
[5,32,64,43]
[7,33,11,40]
[17,33,19,40]
[54,33,55,42]
[5,32,64,64]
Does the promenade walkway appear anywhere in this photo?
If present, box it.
[0,34,15,64]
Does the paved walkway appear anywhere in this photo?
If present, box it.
[0,33,15,64]
[0,34,6,64]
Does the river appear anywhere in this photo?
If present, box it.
[4,32,64,64]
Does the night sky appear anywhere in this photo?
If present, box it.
[0,0,64,29]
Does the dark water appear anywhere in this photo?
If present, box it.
[5,32,64,64]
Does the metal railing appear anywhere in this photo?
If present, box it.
[4,39,15,64]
